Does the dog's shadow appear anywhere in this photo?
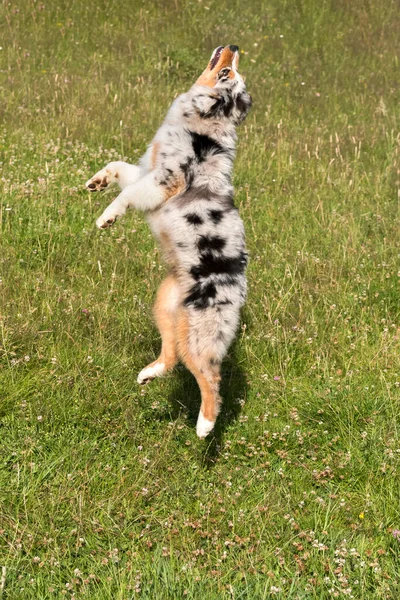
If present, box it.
[168,342,248,468]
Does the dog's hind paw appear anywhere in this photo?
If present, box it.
[196,411,215,439]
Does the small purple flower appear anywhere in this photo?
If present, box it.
[392,529,400,540]
[274,376,281,381]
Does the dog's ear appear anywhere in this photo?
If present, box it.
[192,91,221,117]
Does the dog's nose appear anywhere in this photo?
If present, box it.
[228,45,239,53]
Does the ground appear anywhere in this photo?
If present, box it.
[0,0,400,598]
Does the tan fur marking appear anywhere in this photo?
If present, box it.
[163,177,185,200]
[196,71,217,88]
[151,141,160,170]
[216,47,239,70]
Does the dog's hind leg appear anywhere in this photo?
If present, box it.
[176,307,227,439]
[193,362,222,439]
[137,275,180,384]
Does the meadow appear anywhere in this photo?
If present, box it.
[0,0,399,597]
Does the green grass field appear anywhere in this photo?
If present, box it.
[1,0,400,597]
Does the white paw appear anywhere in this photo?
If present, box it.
[196,411,215,439]
[86,166,117,192]
[137,362,166,385]
[96,211,117,229]
[96,203,126,228]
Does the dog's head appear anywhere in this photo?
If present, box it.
[191,45,251,125]
[197,45,242,89]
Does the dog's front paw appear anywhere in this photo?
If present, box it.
[96,211,117,229]
[86,165,118,192]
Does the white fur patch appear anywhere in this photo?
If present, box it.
[196,411,215,439]
[137,362,166,384]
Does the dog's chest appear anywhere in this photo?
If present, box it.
[156,123,233,190]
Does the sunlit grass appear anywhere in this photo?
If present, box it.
[0,0,399,598]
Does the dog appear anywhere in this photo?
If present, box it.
[85,45,252,438]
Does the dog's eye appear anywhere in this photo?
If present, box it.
[218,67,231,79]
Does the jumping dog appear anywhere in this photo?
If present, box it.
[86,45,252,438]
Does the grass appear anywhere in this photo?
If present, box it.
[1,0,400,597]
